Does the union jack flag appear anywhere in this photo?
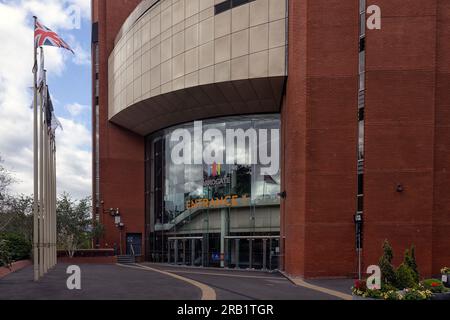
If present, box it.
[34,19,74,54]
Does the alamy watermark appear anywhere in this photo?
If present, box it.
[170,121,280,176]
[64,5,82,30]
[66,265,81,290]
[367,5,382,30]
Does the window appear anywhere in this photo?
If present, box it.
[359,37,366,53]
[358,174,364,195]
[145,114,281,268]
[215,0,231,15]
[215,0,256,15]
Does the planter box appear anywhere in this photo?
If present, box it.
[352,295,378,301]
[431,292,450,301]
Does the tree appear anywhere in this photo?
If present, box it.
[0,233,31,261]
[405,245,419,283]
[396,246,420,290]
[379,240,396,286]
[0,195,34,242]
[57,193,92,257]
[0,157,13,206]
[395,262,417,290]
[0,239,12,268]
[0,156,14,226]
[91,223,105,241]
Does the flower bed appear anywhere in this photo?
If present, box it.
[352,241,450,301]
[352,283,434,300]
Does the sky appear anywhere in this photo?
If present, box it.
[0,0,92,199]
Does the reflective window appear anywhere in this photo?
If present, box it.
[145,114,281,269]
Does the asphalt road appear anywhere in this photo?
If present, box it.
[0,263,347,300]
[143,263,342,300]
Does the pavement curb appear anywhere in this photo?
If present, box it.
[279,271,353,301]
[0,260,32,280]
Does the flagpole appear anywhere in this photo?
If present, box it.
[44,96,49,274]
[51,139,54,268]
[47,112,50,270]
[39,47,45,277]
[33,17,72,273]
[51,141,55,267]
[53,141,57,267]
[48,124,52,268]
[48,120,52,268]
[32,16,40,282]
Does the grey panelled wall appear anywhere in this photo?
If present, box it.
[108,0,288,136]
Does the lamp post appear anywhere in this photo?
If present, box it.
[117,222,124,255]
[107,208,124,255]
[355,213,363,280]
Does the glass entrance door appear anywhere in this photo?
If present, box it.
[168,237,204,266]
[126,233,142,256]
[224,236,280,271]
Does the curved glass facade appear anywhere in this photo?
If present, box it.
[146,114,281,270]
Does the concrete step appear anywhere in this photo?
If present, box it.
[117,255,135,264]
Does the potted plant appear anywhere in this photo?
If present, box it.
[441,267,450,288]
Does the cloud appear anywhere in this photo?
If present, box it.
[0,0,91,199]
[11,0,91,30]
[67,35,91,66]
[55,118,92,199]
[66,103,89,117]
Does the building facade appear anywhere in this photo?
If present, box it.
[92,0,450,278]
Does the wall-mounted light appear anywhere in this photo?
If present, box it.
[108,208,120,216]
[278,191,287,199]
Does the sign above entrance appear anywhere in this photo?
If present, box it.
[186,195,250,210]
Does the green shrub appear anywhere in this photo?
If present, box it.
[421,279,447,294]
[395,263,417,290]
[0,233,31,262]
[379,240,397,286]
[0,239,12,268]
[404,245,419,283]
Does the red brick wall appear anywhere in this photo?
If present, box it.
[282,0,359,278]
[92,0,144,254]
[363,0,450,278]
[93,0,450,278]
[58,256,117,264]
[281,0,307,277]
[433,0,450,276]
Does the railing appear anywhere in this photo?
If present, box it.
[130,243,136,257]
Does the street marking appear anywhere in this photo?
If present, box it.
[281,272,352,300]
[118,263,216,300]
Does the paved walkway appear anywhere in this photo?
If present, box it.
[140,263,349,300]
[0,264,200,300]
[0,263,352,300]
